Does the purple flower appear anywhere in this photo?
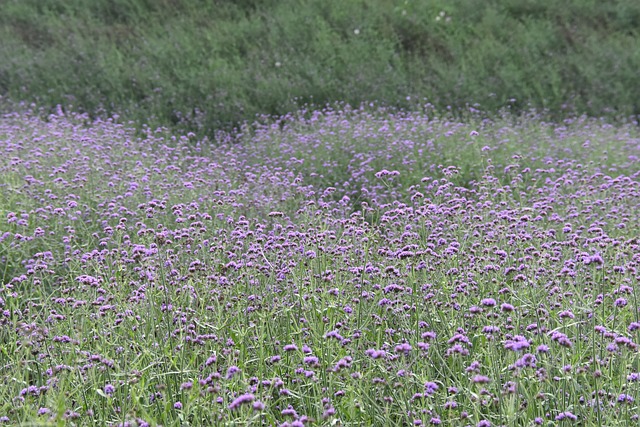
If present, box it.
[394,343,412,355]
[226,366,241,379]
[615,298,628,307]
[173,401,183,410]
[537,344,550,353]
[555,411,577,421]
[549,331,573,348]
[424,382,439,395]
[500,303,515,312]
[618,393,634,403]
[365,348,386,359]
[229,393,255,410]
[466,361,481,373]
[559,311,575,319]
[104,384,115,395]
[283,344,298,352]
[504,335,530,352]
[322,406,336,419]
[481,298,496,307]
[514,353,536,369]
[471,375,491,384]
[304,356,319,366]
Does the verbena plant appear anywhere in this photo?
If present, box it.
[1,107,640,425]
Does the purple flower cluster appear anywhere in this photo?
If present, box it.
[1,108,640,425]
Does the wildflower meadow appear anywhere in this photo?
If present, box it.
[2,105,640,426]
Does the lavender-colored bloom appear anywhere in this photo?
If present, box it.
[471,375,491,384]
[365,348,386,359]
[514,353,536,369]
[173,401,183,410]
[333,356,352,371]
[104,384,115,395]
[447,333,470,345]
[304,356,319,366]
[322,406,336,419]
[628,373,640,382]
[283,344,298,352]
[424,382,439,395]
[226,366,241,379]
[614,298,628,307]
[446,344,470,356]
[443,401,457,409]
[394,343,412,355]
[555,411,577,421]
[481,298,496,307]
[618,393,634,403]
[229,393,255,410]
[537,345,550,353]
[466,361,481,373]
[504,335,530,352]
[500,303,515,312]
[549,331,573,348]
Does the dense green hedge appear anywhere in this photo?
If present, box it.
[1,0,639,133]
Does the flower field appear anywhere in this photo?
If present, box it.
[2,106,640,426]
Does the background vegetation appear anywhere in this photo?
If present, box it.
[1,0,639,134]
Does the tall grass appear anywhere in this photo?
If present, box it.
[1,0,639,134]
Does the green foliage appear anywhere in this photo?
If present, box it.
[1,0,639,134]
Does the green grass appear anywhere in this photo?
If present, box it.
[1,0,639,135]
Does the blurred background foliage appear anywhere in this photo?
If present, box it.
[1,0,639,134]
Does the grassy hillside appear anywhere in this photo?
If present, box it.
[1,0,639,133]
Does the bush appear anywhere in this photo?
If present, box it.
[1,0,639,134]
